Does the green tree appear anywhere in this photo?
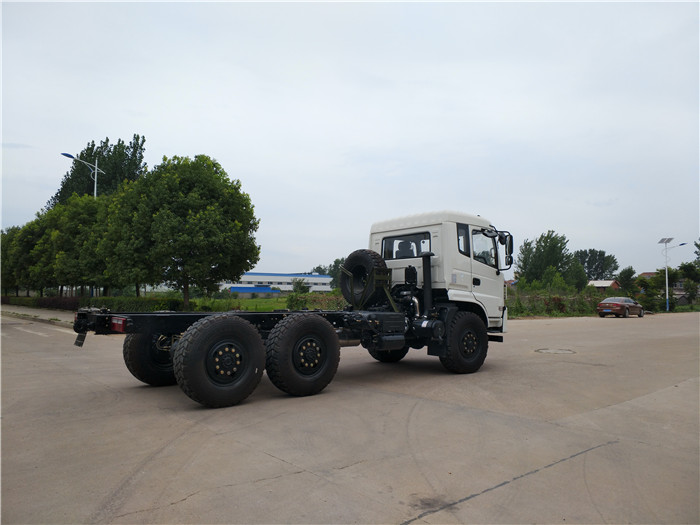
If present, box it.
[81,196,113,294]
[678,262,699,304]
[573,249,619,280]
[291,278,310,294]
[100,180,159,295]
[51,195,101,295]
[637,268,681,311]
[6,219,42,295]
[678,261,700,283]
[541,266,571,293]
[563,259,588,291]
[616,266,639,297]
[48,134,147,208]
[516,231,572,283]
[4,213,58,297]
[117,155,259,308]
[1,226,21,295]
[312,257,346,289]
[27,211,61,296]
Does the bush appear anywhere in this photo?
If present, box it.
[81,296,185,312]
[506,288,607,317]
[1,295,82,310]
[286,290,347,311]
[1,296,36,307]
[286,293,308,310]
[675,304,700,313]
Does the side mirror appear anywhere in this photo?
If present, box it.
[500,232,514,270]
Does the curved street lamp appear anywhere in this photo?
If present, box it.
[61,152,106,199]
[658,238,688,311]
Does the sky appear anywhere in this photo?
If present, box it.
[2,1,698,279]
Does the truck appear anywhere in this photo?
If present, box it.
[73,211,513,408]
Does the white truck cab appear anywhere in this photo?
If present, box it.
[369,210,513,332]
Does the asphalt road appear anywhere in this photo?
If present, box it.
[1,311,698,524]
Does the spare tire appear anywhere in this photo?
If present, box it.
[340,249,388,307]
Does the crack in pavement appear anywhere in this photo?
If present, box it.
[400,440,620,525]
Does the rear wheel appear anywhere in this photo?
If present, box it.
[266,313,340,396]
[623,308,630,318]
[123,333,178,386]
[439,312,488,374]
[173,313,265,408]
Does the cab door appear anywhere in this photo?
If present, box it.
[450,223,473,293]
[470,228,503,325]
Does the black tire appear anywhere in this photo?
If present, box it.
[598,313,606,318]
[266,313,340,396]
[123,333,177,386]
[623,308,630,318]
[173,313,265,408]
[439,311,488,374]
[368,347,409,363]
[638,309,645,318]
[339,249,388,307]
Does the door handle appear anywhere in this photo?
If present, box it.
[473,278,481,286]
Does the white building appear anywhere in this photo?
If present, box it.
[224,272,332,293]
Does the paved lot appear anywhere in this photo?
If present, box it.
[1,309,698,524]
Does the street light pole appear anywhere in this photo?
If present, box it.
[658,238,688,312]
[61,152,106,199]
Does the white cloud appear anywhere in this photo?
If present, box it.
[2,1,697,276]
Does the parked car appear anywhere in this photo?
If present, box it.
[597,297,644,318]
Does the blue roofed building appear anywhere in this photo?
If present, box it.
[223,272,332,294]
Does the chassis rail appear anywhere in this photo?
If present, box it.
[73,308,393,348]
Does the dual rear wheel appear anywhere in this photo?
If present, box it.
[122,312,340,408]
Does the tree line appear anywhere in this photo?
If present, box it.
[2,136,260,309]
[514,230,700,311]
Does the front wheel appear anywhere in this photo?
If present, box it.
[439,312,488,374]
[266,313,340,396]
[173,314,265,408]
[638,309,645,318]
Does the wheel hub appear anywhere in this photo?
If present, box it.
[294,338,323,375]
[461,331,477,356]
[208,343,243,383]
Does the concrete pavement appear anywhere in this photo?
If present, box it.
[1,308,698,524]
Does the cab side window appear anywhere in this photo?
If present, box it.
[457,223,470,256]
[472,229,497,268]
[381,233,430,260]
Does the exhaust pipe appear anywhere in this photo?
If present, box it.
[420,252,434,314]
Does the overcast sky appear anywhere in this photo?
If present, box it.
[2,1,698,278]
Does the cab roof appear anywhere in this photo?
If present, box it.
[370,210,494,234]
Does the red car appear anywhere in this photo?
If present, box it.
[597,297,645,318]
